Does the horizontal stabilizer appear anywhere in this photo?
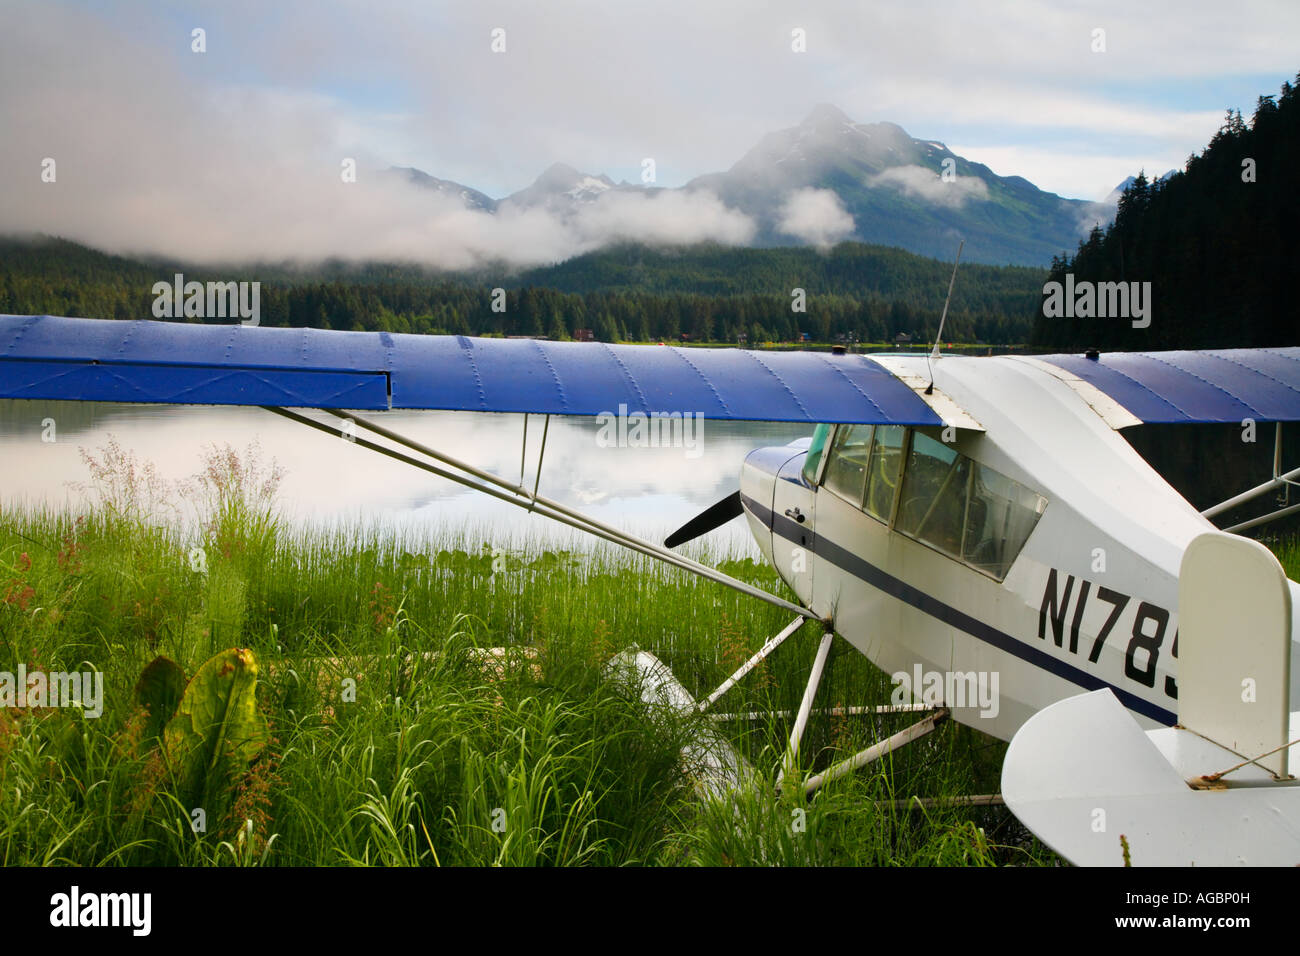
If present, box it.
[1002,689,1300,865]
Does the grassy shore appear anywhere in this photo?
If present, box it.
[2,442,1294,866]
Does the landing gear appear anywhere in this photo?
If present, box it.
[614,614,960,802]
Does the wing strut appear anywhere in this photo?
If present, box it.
[1202,423,1300,531]
[262,405,820,621]
[528,414,549,512]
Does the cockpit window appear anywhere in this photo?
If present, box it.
[812,421,1047,581]
[897,431,971,556]
[864,425,905,521]
[962,463,1047,579]
[801,423,832,485]
[822,424,872,506]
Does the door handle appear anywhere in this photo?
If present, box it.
[784,507,805,524]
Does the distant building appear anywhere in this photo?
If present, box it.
[894,332,913,345]
[573,328,595,341]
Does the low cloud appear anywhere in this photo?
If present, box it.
[0,113,757,271]
[868,165,989,208]
[0,6,755,271]
[1072,199,1117,237]
[573,189,756,248]
[776,188,855,249]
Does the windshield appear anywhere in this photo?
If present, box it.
[801,423,832,485]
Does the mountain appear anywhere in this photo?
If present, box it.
[683,104,1091,265]
[1073,169,1182,236]
[501,162,629,212]
[391,166,498,212]
[391,107,1099,266]
[1100,169,1178,207]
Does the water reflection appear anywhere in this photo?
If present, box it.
[0,400,811,555]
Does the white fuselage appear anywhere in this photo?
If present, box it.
[740,353,1300,742]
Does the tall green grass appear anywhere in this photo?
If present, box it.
[1273,535,1300,582]
[0,440,1118,865]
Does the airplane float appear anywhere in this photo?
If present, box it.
[2,306,1298,866]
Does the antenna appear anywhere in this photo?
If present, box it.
[925,238,964,395]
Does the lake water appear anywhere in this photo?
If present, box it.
[0,400,810,556]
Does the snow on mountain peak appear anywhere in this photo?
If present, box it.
[566,176,613,200]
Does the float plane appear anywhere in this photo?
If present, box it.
[2,310,1298,865]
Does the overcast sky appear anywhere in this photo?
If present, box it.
[2,0,1295,267]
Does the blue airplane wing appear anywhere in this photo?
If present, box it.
[1037,348,1300,424]
[10,316,1294,426]
[0,314,944,425]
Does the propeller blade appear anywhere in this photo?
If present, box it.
[665,491,744,548]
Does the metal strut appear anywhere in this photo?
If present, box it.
[1201,462,1300,518]
[776,624,836,791]
[706,619,952,797]
[518,413,529,491]
[529,414,549,513]
[802,708,949,796]
[262,405,819,621]
[698,616,806,712]
[1203,422,1300,531]
[709,704,931,721]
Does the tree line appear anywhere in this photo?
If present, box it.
[0,237,1043,345]
[1031,72,1300,351]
